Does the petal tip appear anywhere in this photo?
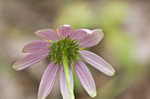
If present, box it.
[12,64,19,71]
[35,30,40,35]
[90,91,97,98]
[103,66,116,76]
[108,68,116,76]
[95,29,104,40]
[111,69,116,76]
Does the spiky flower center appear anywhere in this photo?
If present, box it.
[50,37,79,64]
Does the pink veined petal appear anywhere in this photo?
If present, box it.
[70,29,87,40]
[79,50,115,76]
[35,29,59,41]
[60,66,74,99]
[75,61,96,97]
[23,40,51,53]
[13,51,49,71]
[38,62,59,99]
[79,29,104,48]
[58,24,73,38]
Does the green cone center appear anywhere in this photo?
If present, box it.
[50,37,79,64]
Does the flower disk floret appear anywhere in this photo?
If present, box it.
[50,37,79,65]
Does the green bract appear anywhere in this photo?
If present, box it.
[50,37,80,64]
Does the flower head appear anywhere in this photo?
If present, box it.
[13,24,115,99]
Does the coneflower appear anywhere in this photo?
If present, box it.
[13,24,115,99]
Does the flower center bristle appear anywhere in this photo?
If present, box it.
[50,37,79,64]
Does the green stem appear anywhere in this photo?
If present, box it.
[62,54,75,99]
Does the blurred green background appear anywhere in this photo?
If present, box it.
[1,0,150,99]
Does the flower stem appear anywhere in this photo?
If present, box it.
[62,53,75,99]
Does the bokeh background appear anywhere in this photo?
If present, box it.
[1,0,150,99]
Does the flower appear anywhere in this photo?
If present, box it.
[13,24,115,99]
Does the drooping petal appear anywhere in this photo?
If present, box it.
[60,66,74,99]
[35,29,59,41]
[23,40,51,53]
[58,24,73,38]
[79,50,115,76]
[70,29,87,40]
[79,29,104,48]
[13,51,49,71]
[75,61,96,97]
[38,62,59,99]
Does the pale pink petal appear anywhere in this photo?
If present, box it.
[58,24,73,38]
[70,29,87,40]
[38,62,59,99]
[60,66,74,99]
[79,29,104,48]
[35,29,59,41]
[13,51,49,71]
[79,50,115,76]
[23,40,51,53]
[75,61,96,97]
